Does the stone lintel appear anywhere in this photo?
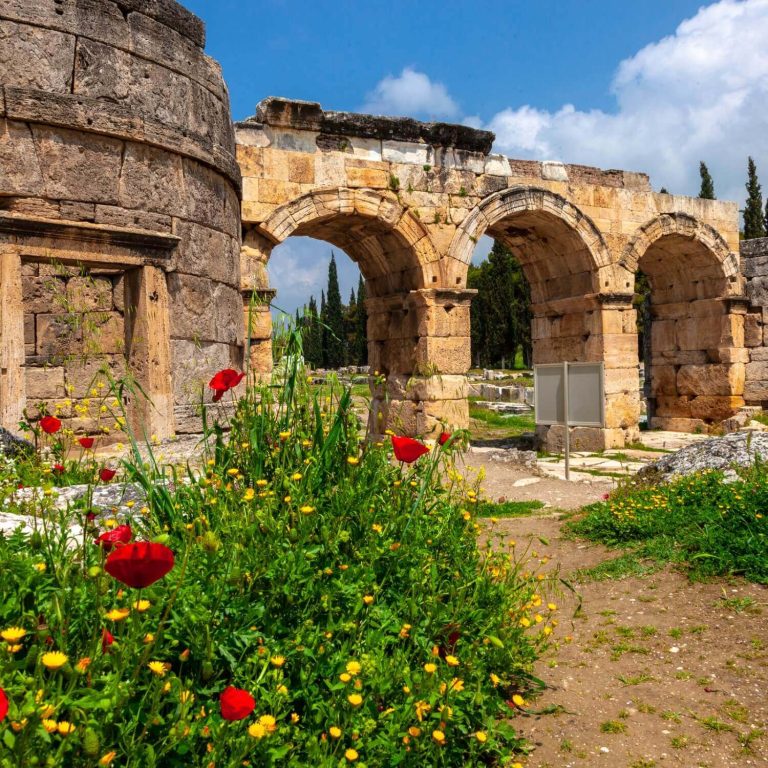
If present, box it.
[597,292,635,306]
[0,214,179,259]
[247,96,495,154]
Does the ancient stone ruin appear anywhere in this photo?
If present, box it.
[1,0,766,451]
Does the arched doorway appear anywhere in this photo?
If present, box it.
[241,188,469,436]
[623,214,745,430]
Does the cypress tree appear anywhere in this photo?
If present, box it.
[355,274,367,366]
[744,157,766,240]
[324,254,346,367]
[698,162,715,199]
[319,290,327,367]
[304,296,322,367]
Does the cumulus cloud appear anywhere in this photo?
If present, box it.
[486,0,768,203]
[361,67,459,119]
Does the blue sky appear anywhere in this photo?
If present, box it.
[184,0,768,314]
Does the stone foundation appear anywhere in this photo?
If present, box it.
[742,237,768,406]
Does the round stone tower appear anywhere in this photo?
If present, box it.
[0,0,242,438]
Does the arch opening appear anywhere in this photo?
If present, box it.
[636,233,744,430]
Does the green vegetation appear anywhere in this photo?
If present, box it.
[469,406,535,433]
[744,156,766,240]
[698,160,716,199]
[0,330,555,767]
[569,466,768,583]
[476,499,546,518]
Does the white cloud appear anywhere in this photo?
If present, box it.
[361,67,459,119]
[485,0,768,203]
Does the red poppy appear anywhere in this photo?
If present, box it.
[95,524,132,552]
[104,541,174,589]
[86,512,97,523]
[391,435,429,463]
[39,415,61,434]
[78,437,95,449]
[220,686,255,720]
[52,464,65,473]
[209,369,245,402]
[99,467,117,482]
[0,688,7,721]
[438,432,451,446]
[101,628,114,653]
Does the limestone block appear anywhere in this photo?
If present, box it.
[167,274,241,345]
[744,378,768,403]
[170,339,235,405]
[31,125,123,204]
[83,311,124,355]
[173,221,239,286]
[66,277,113,312]
[649,416,707,432]
[676,316,722,351]
[415,337,471,375]
[414,304,471,338]
[112,275,125,313]
[744,312,763,347]
[22,276,66,314]
[649,364,677,395]
[257,178,302,205]
[268,128,319,154]
[604,391,641,429]
[484,154,512,176]
[651,319,677,352]
[378,398,420,436]
[603,366,641,395]
[387,374,469,402]
[314,154,346,188]
[246,308,272,339]
[689,395,743,422]
[418,399,469,434]
[0,21,75,93]
[382,140,431,165]
[745,360,768,384]
[654,396,692,418]
[591,333,640,365]
[25,366,65,400]
[542,161,568,182]
[35,314,82,361]
[346,165,389,189]
[183,158,239,235]
[706,347,750,364]
[248,340,273,377]
[24,399,72,421]
[260,149,315,184]
[94,205,173,232]
[655,350,708,365]
[118,143,186,217]
[24,314,35,349]
[0,120,45,195]
[677,363,745,396]
[236,126,271,148]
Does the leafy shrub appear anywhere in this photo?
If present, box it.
[0,334,553,767]
[570,465,768,583]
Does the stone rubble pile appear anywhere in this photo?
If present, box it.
[638,431,768,482]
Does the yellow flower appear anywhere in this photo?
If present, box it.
[258,714,277,733]
[279,431,291,440]
[347,693,362,707]
[423,663,436,674]
[547,602,557,611]
[148,661,168,677]
[371,523,383,533]
[144,633,155,644]
[7,644,22,654]
[432,729,446,745]
[291,473,303,481]
[1,627,26,643]
[290,712,300,724]
[490,673,501,686]
[248,722,267,739]
[180,691,195,704]
[34,562,46,573]
[57,721,75,735]
[408,726,422,737]
[362,595,374,606]
[270,655,286,667]
[256,479,268,487]
[444,655,459,667]
[519,617,531,628]
[41,651,68,670]
[300,505,315,515]
[448,678,464,692]
[512,694,526,708]
[76,657,92,673]
[415,700,431,721]
[276,684,288,695]
[99,751,117,766]
[105,608,130,622]
[399,624,411,638]
[346,661,361,676]
[329,726,342,739]
[133,600,151,613]
[346,457,359,466]
[11,718,27,732]
[243,488,255,502]
[339,672,352,683]
[226,468,240,477]
[42,719,58,733]
[345,748,359,762]
[475,731,488,743]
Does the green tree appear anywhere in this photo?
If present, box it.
[303,296,322,367]
[319,290,327,367]
[468,240,532,369]
[744,156,766,240]
[324,254,346,367]
[355,274,367,366]
[698,161,715,199]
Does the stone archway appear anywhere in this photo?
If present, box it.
[242,188,471,436]
[622,214,745,430]
[449,187,636,449]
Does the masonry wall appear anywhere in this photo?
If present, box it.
[0,0,242,437]
[742,237,768,406]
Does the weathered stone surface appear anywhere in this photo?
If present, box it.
[118,142,186,217]
[66,277,113,312]
[24,366,65,400]
[0,21,75,93]
[0,426,34,458]
[0,120,44,195]
[639,431,768,482]
[677,364,745,396]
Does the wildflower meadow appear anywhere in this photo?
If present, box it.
[0,332,556,767]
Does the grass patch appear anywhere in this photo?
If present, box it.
[574,553,661,582]
[476,499,545,518]
[468,406,536,433]
[569,467,768,583]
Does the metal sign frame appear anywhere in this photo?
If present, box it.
[533,361,605,480]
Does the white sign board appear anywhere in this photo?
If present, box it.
[534,362,605,480]
[534,362,604,427]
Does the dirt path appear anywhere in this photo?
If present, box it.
[487,511,768,768]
